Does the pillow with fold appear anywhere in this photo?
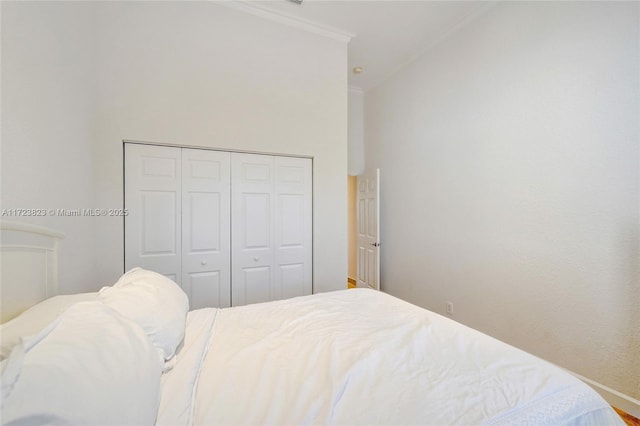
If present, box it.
[0,292,98,361]
[1,301,163,425]
[99,268,189,363]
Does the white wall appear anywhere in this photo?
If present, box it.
[365,1,639,399]
[2,2,348,294]
[1,2,97,294]
[348,87,365,175]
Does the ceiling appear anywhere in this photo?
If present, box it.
[244,0,494,91]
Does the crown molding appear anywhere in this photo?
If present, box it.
[219,1,354,44]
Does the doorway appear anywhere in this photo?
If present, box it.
[347,175,358,288]
[347,169,380,290]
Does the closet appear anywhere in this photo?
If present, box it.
[124,143,312,309]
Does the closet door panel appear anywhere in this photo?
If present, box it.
[183,271,223,310]
[231,153,275,306]
[236,266,272,305]
[182,148,231,308]
[275,156,312,299]
[125,144,182,282]
[243,193,271,248]
[279,263,305,299]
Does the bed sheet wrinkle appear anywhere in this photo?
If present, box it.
[191,293,382,424]
[175,290,621,426]
[156,308,218,426]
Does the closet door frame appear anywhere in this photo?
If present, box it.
[123,140,314,305]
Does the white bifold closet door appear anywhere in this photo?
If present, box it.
[125,143,311,309]
[124,144,183,284]
[180,148,231,309]
[125,145,231,308]
[231,153,312,305]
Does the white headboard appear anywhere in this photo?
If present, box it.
[1,221,64,323]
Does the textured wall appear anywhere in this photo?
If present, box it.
[1,2,97,294]
[348,88,365,175]
[365,1,639,399]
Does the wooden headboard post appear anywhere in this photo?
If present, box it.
[0,221,65,323]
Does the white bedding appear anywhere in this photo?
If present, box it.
[158,289,623,426]
[2,302,163,425]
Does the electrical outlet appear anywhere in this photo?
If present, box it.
[446,301,454,315]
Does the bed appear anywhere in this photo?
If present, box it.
[0,222,624,425]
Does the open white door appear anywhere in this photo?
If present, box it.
[356,169,380,290]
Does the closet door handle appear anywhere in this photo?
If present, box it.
[253,257,260,262]
[201,260,207,266]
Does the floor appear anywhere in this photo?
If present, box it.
[614,407,640,426]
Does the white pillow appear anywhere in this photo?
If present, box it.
[0,292,98,360]
[99,268,189,362]
[1,301,163,425]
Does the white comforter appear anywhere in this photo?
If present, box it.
[157,289,622,426]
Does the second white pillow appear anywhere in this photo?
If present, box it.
[100,268,189,362]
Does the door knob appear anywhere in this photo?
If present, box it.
[201,260,207,265]
[253,257,260,262]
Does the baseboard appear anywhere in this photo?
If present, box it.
[569,371,640,418]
